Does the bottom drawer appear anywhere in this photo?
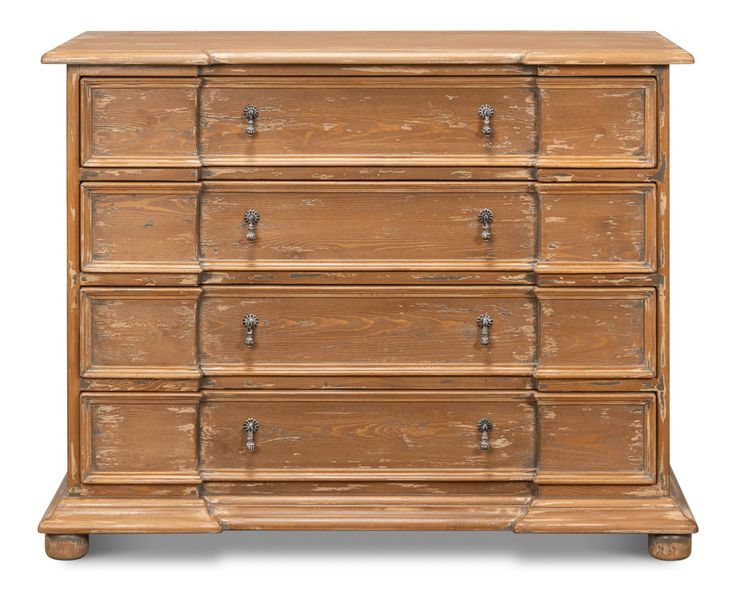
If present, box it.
[79,391,657,486]
[200,392,537,481]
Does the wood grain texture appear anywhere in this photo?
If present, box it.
[538,78,658,168]
[536,393,656,484]
[45,534,89,560]
[81,181,657,275]
[80,392,201,484]
[81,183,201,273]
[80,78,200,167]
[41,31,693,65]
[200,286,537,376]
[80,288,201,378]
[199,77,537,167]
[40,32,697,558]
[200,391,536,481]
[200,182,537,271]
[536,288,656,378]
[648,534,692,560]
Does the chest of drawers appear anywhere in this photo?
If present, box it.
[39,31,697,560]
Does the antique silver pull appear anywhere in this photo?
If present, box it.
[243,313,259,347]
[478,208,494,241]
[478,104,494,138]
[244,209,260,241]
[243,104,259,137]
[243,418,259,452]
[477,314,493,346]
[477,418,493,451]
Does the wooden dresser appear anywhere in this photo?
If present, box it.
[40,31,697,560]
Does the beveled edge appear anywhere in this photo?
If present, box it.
[41,31,694,65]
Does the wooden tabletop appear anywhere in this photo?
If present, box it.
[42,31,693,66]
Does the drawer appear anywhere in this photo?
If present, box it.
[81,287,656,379]
[199,76,537,167]
[80,78,200,167]
[536,393,656,484]
[200,182,536,271]
[80,392,200,484]
[79,76,656,169]
[199,391,537,481]
[81,181,656,274]
[80,288,201,378]
[200,286,537,376]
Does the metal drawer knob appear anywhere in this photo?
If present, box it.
[478,104,494,138]
[243,418,259,452]
[243,104,259,137]
[243,313,259,347]
[477,417,493,451]
[478,208,494,241]
[477,314,493,347]
[244,209,260,241]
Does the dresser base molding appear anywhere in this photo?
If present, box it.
[40,469,696,557]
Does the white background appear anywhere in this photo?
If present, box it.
[1,0,734,587]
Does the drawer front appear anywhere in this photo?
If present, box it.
[80,181,655,274]
[78,77,656,169]
[80,288,201,378]
[80,392,200,484]
[536,393,656,484]
[536,288,656,378]
[200,287,537,376]
[201,182,536,271]
[80,78,200,167]
[538,78,657,167]
[199,391,537,481]
[81,183,201,273]
[81,287,655,380]
[199,77,537,166]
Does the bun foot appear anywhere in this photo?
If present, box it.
[648,534,691,560]
[45,534,89,560]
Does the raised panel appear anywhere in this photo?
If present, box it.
[537,183,656,273]
[199,77,537,166]
[536,288,656,378]
[199,391,536,481]
[200,182,537,271]
[80,288,201,378]
[198,286,537,376]
[81,182,201,273]
[80,78,200,167]
[81,392,200,484]
[536,393,656,484]
[538,78,657,168]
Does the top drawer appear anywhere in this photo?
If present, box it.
[80,76,657,168]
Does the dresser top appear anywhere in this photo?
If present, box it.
[42,31,693,66]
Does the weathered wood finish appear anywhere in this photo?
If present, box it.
[199,286,537,376]
[80,78,200,167]
[80,392,200,484]
[200,391,537,481]
[80,288,200,378]
[45,534,89,560]
[199,77,537,167]
[536,393,656,484]
[76,286,657,378]
[40,31,696,559]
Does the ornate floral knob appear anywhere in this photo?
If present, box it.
[243,418,259,452]
[477,417,493,451]
[478,208,494,241]
[478,104,494,138]
[244,209,260,241]
[243,104,259,137]
[477,314,493,347]
[243,313,259,347]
